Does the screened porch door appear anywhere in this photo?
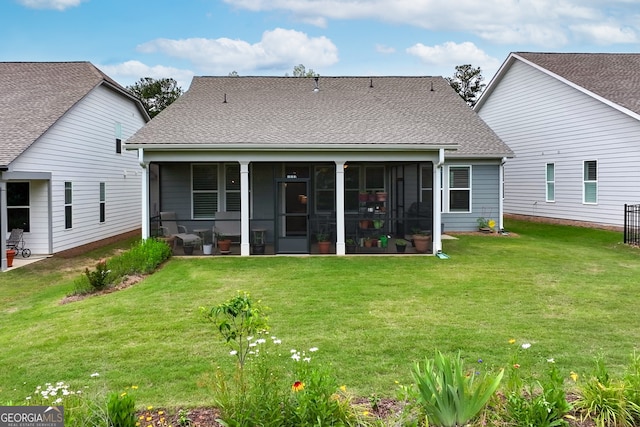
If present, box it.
[275,179,309,253]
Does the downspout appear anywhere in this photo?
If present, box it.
[499,157,506,231]
[1,178,7,271]
[433,149,445,253]
[138,149,150,240]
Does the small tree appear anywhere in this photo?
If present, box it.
[286,64,319,77]
[446,64,485,107]
[127,77,183,118]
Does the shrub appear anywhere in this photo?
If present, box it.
[410,351,504,427]
[106,391,137,427]
[85,260,111,291]
[505,361,571,427]
[574,356,639,427]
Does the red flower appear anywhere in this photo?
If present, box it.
[292,381,305,392]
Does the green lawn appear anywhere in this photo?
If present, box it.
[1,220,639,409]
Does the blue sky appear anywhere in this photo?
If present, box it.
[2,0,640,90]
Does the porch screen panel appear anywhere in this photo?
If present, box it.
[315,166,335,212]
[449,166,470,212]
[193,164,218,218]
[421,165,433,204]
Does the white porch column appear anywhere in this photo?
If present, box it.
[139,149,149,240]
[433,149,444,253]
[335,161,346,255]
[240,161,250,256]
[1,180,7,271]
[499,157,506,231]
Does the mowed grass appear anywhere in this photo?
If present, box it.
[1,220,639,409]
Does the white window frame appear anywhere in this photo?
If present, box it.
[224,163,242,212]
[447,165,471,213]
[192,164,218,219]
[99,182,106,223]
[583,160,598,204]
[546,163,555,202]
[64,181,73,229]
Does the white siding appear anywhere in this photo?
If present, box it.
[478,60,640,227]
[10,85,146,254]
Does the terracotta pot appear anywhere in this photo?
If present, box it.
[359,220,371,229]
[376,192,388,202]
[364,239,373,248]
[218,239,232,253]
[318,241,331,254]
[412,234,431,254]
[6,249,16,267]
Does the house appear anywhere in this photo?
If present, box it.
[125,76,513,255]
[1,62,149,271]
[475,52,640,229]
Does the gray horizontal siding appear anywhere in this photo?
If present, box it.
[479,60,640,227]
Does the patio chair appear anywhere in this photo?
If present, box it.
[6,228,31,257]
[159,212,201,248]
[213,211,241,242]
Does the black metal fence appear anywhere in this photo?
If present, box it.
[624,204,640,246]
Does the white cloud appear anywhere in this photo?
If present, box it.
[222,0,638,47]
[570,23,638,44]
[375,44,396,54]
[98,61,195,90]
[137,28,339,74]
[406,41,501,78]
[17,0,84,10]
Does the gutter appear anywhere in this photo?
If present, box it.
[124,143,460,152]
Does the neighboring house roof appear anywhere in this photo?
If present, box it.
[126,76,512,158]
[0,61,148,167]
[477,52,640,118]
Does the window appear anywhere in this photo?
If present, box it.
[7,182,30,232]
[192,164,218,218]
[364,166,385,192]
[344,165,360,211]
[99,182,106,223]
[116,138,122,154]
[584,160,597,204]
[421,164,434,205]
[315,166,335,212]
[225,164,241,211]
[448,166,471,212]
[546,163,555,202]
[64,181,73,229]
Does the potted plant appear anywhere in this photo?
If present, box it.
[316,233,331,254]
[345,238,357,254]
[412,228,431,254]
[5,249,16,267]
[182,241,195,255]
[252,229,266,255]
[202,231,214,255]
[477,217,495,233]
[363,237,373,248]
[395,239,408,253]
[216,232,232,254]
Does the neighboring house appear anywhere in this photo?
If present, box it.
[475,52,640,228]
[125,76,513,256]
[1,62,149,271]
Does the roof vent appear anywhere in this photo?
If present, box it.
[369,78,374,88]
[313,76,320,92]
[430,81,434,92]
[223,93,227,103]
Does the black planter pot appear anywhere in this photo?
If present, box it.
[346,244,357,254]
[396,244,407,253]
[252,244,265,255]
[183,245,194,255]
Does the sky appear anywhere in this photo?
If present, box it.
[2,0,640,90]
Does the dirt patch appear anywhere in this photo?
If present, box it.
[59,273,146,305]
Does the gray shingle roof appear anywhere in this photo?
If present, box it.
[127,76,512,158]
[515,52,640,116]
[0,62,144,167]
